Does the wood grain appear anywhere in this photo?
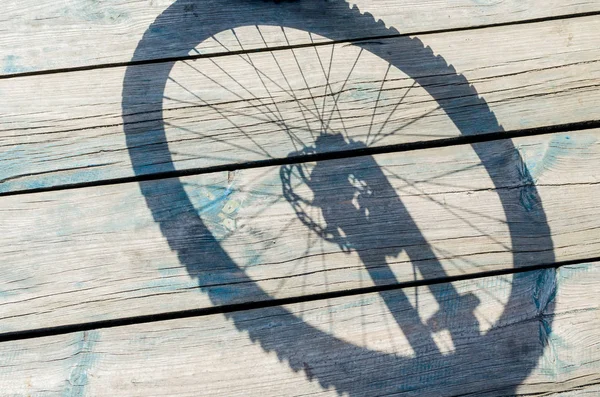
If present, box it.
[0,130,599,333]
[1,15,600,194]
[2,2,599,394]
[0,0,598,76]
[554,386,600,396]
[0,263,598,396]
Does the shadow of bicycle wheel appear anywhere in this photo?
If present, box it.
[121,1,556,395]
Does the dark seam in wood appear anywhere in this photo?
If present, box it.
[0,10,599,81]
[0,256,598,344]
[1,119,599,198]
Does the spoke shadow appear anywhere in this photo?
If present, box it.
[287,133,482,355]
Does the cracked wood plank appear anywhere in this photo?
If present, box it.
[0,130,599,333]
[553,386,600,396]
[1,15,600,194]
[0,0,598,76]
[0,264,598,396]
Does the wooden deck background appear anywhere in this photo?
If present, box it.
[0,0,599,395]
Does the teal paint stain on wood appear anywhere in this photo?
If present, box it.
[533,268,560,378]
[518,133,598,182]
[533,268,557,314]
[536,264,600,379]
[58,0,129,24]
[0,161,114,195]
[184,182,233,216]
[149,25,167,35]
[184,176,247,240]
[2,55,31,74]
[515,133,598,212]
[62,330,100,397]
[558,262,598,280]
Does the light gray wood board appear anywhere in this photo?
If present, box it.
[0,264,598,396]
[553,385,600,396]
[1,130,599,333]
[1,0,598,76]
[2,15,600,194]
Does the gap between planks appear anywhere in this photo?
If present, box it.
[0,262,598,396]
[2,15,600,194]
[1,130,600,334]
[2,0,600,77]
[2,9,600,81]
[0,255,596,344]
[0,119,598,198]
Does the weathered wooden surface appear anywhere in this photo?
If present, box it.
[1,0,598,76]
[1,131,598,333]
[555,386,600,396]
[0,263,598,396]
[2,1,600,395]
[2,15,600,194]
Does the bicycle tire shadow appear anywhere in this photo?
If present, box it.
[122,0,556,395]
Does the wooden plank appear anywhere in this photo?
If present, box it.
[1,130,599,333]
[555,386,600,396]
[0,263,598,396]
[2,15,600,194]
[1,0,598,76]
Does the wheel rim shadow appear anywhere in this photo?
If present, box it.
[122,1,556,395]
